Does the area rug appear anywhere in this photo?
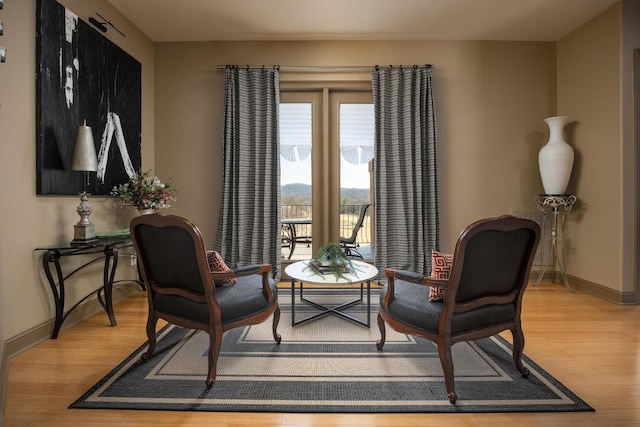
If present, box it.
[70,289,593,413]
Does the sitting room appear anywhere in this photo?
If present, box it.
[1,0,639,425]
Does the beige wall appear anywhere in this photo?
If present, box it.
[155,40,556,250]
[0,0,154,351]
[155,2,636,304]
[557,2,637,300]
[622,0,640,303]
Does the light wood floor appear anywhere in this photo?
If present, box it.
[4,282,640,426]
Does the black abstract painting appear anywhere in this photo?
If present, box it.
[36,0,141,195]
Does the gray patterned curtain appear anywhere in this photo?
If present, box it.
[216,66,281,277]
[371,65,440,278]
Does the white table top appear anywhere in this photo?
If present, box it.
[285,260,378,284]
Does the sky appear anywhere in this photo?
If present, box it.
[281,155,370,189]
[280,103,373,189]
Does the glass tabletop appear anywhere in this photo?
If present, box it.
[35,229,131,251]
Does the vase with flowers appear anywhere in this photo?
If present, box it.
[111,170,177,214]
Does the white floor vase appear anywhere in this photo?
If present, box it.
[538,116,574,195]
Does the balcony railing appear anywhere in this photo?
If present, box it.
[281,204,372,245]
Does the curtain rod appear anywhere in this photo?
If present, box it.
[216,64,434,72]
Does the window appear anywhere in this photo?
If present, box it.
[280,90,373,260]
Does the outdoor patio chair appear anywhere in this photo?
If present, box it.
[130,213,281,389]
[376,215,540,404]
[340,203,370,258]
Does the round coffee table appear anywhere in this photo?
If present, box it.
[285,260,378,327]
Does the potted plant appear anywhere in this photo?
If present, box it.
[111,170,177,214]
[304,242,358,280]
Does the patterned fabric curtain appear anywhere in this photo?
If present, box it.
[371,65,440,278]
[216,66,281,277]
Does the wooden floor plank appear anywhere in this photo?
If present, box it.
[4,282,640,426]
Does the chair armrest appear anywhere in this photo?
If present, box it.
[233,264,271,277]
[209,264,271,281]
[385,269,448,288]
[424,277,448,288]
[393,269,428,283]
[210,263,276,303]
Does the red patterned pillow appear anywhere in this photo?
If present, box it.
[430,249,453,302]
[206,250,236,286]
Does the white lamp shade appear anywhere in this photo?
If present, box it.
[72,123,98,171]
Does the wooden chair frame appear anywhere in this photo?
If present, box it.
[377,215,540,404]
[130,213,281,389]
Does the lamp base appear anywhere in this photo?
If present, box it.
[71,223,98,246]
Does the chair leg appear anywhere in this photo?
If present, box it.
[141,314,158,362]
[437,336,457,404]
[272,306,282,344]
[376,312,386,350]
[511,325,530,377]
[206,329,223,389]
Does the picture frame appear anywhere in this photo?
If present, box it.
[36,0,141,195]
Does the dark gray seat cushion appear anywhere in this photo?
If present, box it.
[154,275,278,325]
[381,280,516,336]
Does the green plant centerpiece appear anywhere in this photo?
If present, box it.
[304,242,358,281]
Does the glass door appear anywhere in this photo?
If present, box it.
[335,98,374,258]
[280,92,321,260]
[280,90,373,260]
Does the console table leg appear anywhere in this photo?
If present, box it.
[98,245,118,326]
[43,250,64,339]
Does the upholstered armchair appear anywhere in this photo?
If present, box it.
[130,213,281,389]
[377,215,540,404]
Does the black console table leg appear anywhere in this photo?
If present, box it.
[43,250,64,339]
[97,245,118,327]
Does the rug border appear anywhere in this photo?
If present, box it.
[70,297,595,414]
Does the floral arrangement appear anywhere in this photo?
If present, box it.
[111,170,177,212]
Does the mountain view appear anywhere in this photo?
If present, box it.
[281,183,369,206]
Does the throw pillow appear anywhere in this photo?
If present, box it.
[430,249,453,302]
[206,250,237,286]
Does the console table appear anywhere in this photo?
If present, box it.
[534,194,577,292]
[35,231,141,339]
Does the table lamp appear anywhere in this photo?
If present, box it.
[71,120,99,245]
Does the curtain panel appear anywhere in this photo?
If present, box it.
[216,66,281,277]
[371,65,440,278]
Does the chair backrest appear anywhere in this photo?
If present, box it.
[443,215,540,313]
[130,214,214,302]
[341,204,371,243]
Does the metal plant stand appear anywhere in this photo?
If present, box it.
[534,194,577,292]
